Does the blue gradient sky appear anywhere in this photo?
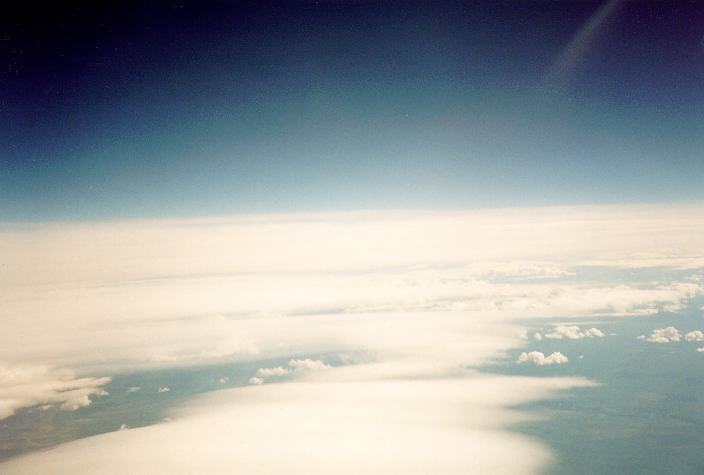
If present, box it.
[2,1,703,220]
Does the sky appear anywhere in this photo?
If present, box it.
[2,2,704,474]
[2,0,704,220]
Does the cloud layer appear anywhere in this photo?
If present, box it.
[1,204,703,472]
[0,374,593,475]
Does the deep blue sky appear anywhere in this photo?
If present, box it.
[2,1,703,220]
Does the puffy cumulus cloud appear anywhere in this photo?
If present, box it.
[697,348,704,353]
[288,358,332,372]
[540,325,605,340]
[637,328,704,344]
[517,352,569,366]
[637,327,682,343]
[255,366,290,378]
[252,359,332,384]
[0,375,594,475]
[157,387,170,393]
[684,331,704,342]
[0,365,110,421]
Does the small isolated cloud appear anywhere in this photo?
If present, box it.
[288,358,332,372]
[158,387,171,393]
[684,331,704,342]
[533,332,542,341]
[637,327,682,343]
[119,424,129,431]
[541,325,605,340]
[251,359,332,384]
[697,348,704,353]
[255,367,290,378]
[126,386,141,393]
[517,351,569,366]
[218,377,229,384]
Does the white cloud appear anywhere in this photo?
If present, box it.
[684,331,704,342]
[0,376,594,475]
[251,359,332,384]
[288,358,332,372]
[637,328,704,343]
[218,377,228,384]
[637,327,682,343]
[517,351,569,366]
[118,424,129,431]
[697,348,704,353]
[1,205,703,472]
[126,386,141,393]
[0,365,110,421]
[255,367,290,378]
[157,387,170,393]
[541,325,605,340]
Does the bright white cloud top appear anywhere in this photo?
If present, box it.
[684,331,704,342]
[1,204,703,473]
[251,359,332,384]
[638,327,704,344]
[540,325,605,340]
[517,351,570,366]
